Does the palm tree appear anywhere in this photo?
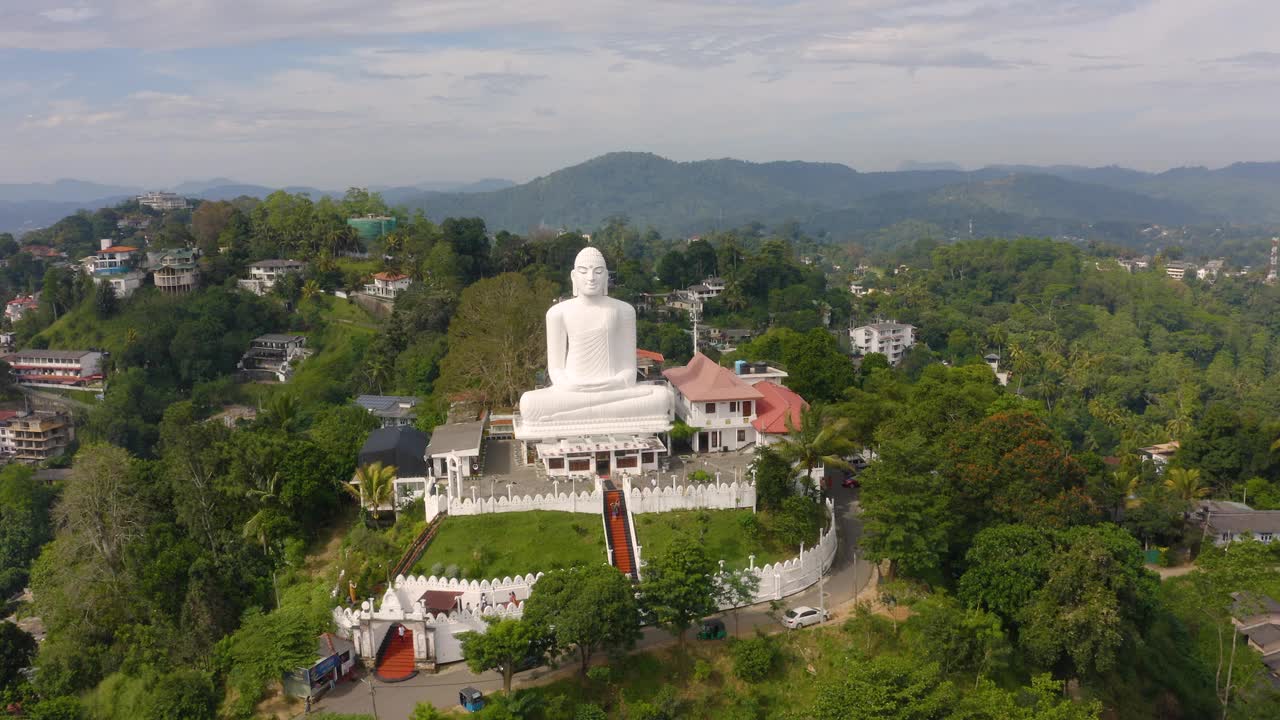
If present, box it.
[772,406,855,488]
[1102,469,1141,521]
[300,279,321,303]
[1165,467,1209,509]
[243,471,283,607]
[344,461,398,521]
[262,393,300,432]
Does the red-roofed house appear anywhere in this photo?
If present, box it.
[364,271,413,300]
[752,382,809,446]
[91,241,145,297]
[636,348,664,380]
[663,353,763,452]
[5,295,38,323]
[21,244,64,259]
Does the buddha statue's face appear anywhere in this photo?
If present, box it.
[572,248,608,297]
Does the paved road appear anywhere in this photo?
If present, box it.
[313,490,871,719]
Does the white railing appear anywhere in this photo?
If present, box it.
[447,489,604,516]
[625,480,756,514]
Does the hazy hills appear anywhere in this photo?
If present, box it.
[5,154,1280,239]
[400,152,1230,238]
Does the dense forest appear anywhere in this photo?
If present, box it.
[0,189,1278,719]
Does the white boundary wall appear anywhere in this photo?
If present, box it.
[447,489,604,516]
[726,499,837,606]
[624,479,755,514]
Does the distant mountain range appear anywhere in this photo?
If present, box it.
[5,155,1280,240]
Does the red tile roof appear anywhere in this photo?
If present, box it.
[752,381,808,435]
[663,353,763,402]
[373,271,409,282]
[98,245,138,254]
[636,348,664,363]
[0,410,18,422]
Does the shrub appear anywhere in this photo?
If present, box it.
[689,469,712,483]
[574,704,607,720]
[738,513,762,543]
[586,666,612,685]
[445,564,460,579]
[732,636,778,683]
[28,696,84,720]
[692,659,713,683]
[430,562,445,577]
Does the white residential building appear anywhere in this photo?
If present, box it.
[239,259,306,296]
[137,191,188,211]
[1197,259,1226,281]
[1165,261,1195,280]
[4,349,104,387]
[850,321,916,365]
[364,271,413,301]
[90,240,146,298]
[152,248,199,294]
[663,353,762,453]
[5,295,38,323]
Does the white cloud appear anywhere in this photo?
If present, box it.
[39,7,101,23]
[2,0,1279,185]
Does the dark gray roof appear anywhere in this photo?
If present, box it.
[425,421,485,456]
[358,426,428,478]
[1245,623,1280,647]
[9,349,95,359]
[354,395,419,417]
[253,333,305,344]
[1232,592,1280,619]
[251,259,305,269]
[1209,511,1280,535]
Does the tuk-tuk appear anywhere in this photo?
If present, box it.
[460,687,485,712]
[696,618,727,640]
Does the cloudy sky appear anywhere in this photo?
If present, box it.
[2,0,1278,188]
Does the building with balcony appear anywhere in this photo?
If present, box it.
[137,191,188,211]
[7,410,73,462]
[850,321,916,366]
[239,259,305,296]
[239,334,310,382]
[152,248,199,294]
[663,352,763,453]
[90,240,145,298]
[364,271,413,301]
[4,349,104,387]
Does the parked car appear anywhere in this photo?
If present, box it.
[782,606,829,629]
[849,455,870,470]
[841,473,860,489]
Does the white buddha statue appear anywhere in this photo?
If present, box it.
[517,247,673,436]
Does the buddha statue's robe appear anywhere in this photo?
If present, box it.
[518,295,671,433]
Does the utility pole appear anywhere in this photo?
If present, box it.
[1266,236,1278,285]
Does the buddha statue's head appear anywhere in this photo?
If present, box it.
[571,246,609,297]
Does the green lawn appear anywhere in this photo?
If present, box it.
[634,509,796,571]
[413,511,606,579]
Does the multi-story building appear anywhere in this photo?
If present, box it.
[4,349,104,387]
[239,334,310,382]
[8,410,74,462]
[1165,261,1195,280]
[354,395,419,428]
[663,352,763,453]
[1197,259,1226,282]
[850,321,916,365]
[137,191,188,211]
[90,240,146,298]
[239,259,306,296]
[687,277,725,302]
[0,410,17,456]
[5,295,39,323]
[152,248,199,294]
[364,271,413,301]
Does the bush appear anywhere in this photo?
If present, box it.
[444,564,460,579]
[430,562,445,577]
[28,696,84,720]
[738,513,762,544]
[732,636,778,683]
[689,469,712,483]
[586,666,612,685]
[574,704,607,720]
[692,659,713,682]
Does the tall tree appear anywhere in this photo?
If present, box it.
[459,617,544,692]
[343,462,397,521]
[771,405,855,485]
[438,273,557,407]
[522,564,641,675]
[639,534,718,646]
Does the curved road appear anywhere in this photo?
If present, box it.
[314,490,872,719]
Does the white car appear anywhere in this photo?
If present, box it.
[782,606,829,629]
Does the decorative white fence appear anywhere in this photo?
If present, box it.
[624,479,756,514]
[728,498,837,606]
[446,489,604,516]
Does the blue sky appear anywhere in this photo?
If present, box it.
[2,0,1278,188]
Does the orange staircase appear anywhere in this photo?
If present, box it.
[604,490,637,580]
[374,624,418,683]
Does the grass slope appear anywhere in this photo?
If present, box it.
[413,511,606,579]
[634,509,795,571]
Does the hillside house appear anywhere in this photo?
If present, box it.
[850,321,916,366]
[239,259,305,296]
[354,395,419,428]
[752,381,808,446]
[664,353,763,452]
[5,295,38,323]
[1164,261,1195,280]
[1231,592,1280,682]
[636,349,665,381]
[90,240,146,297]
[4,349,103,387]
[1204,509,1280,546]
[239,334,310,382]
[152,248,199,294]
[137,191,188,211]
[425,421,485,496]
[358,425,430,512]
[1197,259,1226,281]
[364,271,413,301]
[1138,441,1179,470]
[7,410,74,462]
